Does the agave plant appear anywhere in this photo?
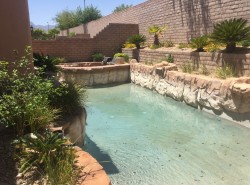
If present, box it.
[190,35,209,52]
[128,34,146,49]
[148,25,167,46]
[211,18,250,52]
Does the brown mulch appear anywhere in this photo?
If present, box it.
[0,126,18,185]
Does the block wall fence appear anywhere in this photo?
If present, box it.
[122,48,250,76]
[32,24,138,61]
[61,0,250,43]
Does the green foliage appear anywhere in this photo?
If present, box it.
[241,39,250,47]
[32,29,48,40]
[92,52,104,62]
[163,40,174,47]
[54,6,102,30]
[128,34,146,49]
[114,53,129,62]
[123,42,136,49]
[48,81,87,116]
[48,28,60,39]
[148,25,167,46]
[0,59,58,136]
[191,35,209,52]
[33,53,59,72]
[150,44,161,49]
[211,18,250,52]
[166,54,174,63]
[16,131,78,184]
[181,61,195,73]
[178,43,190,49]
[113,4,132,13]
[68,32,76,37]
[204,42,223,52]
[216,64,235,79]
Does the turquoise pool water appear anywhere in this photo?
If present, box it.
[85,83,250,185]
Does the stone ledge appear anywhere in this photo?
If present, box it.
[75,147,111,185]
[131,62,250,127]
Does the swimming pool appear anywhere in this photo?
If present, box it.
[85,83,250,185]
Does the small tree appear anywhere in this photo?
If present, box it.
[32,29,48,40]
[81,5,102,24]
[48,28,60,39]
[211,18,250,52]
[113,4,132,13]
[148,25,167,46]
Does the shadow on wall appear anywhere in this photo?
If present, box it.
[84,135,119,175]
[172,0,213,41]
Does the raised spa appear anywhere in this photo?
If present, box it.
[85,84,250,185]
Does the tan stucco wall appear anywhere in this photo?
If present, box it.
[0,0,32,64]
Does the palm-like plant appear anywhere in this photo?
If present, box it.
[128,34,146,49]
[148,25,167,46]
[190,35,209,52]
[211,18,250,52]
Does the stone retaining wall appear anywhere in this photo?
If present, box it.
[123,48,250,76]
[130,62,250,127]
[57,63,130,86]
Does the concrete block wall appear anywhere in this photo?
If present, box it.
[122,48,250,76]
[32,24,139,61]
[61,0,250,43]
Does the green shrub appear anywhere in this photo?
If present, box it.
[48,81,86,116]
[166,54,174,63]
[114,53,129,62]
[216,64,235,79]
[128,34,146,49]
[123,42,136,49]
[163,40,174,47]
[191,35,209,52]
[16,131,78,184]
[150,44,161,49]
[204,42,223,52]
[33,53,59,72]
[68,32,76,37]
[92,52,104,62]
[241,39,250,47]
[211,18,250,52]
[200,64,210,75]
[178,43,190,49]
[181,61,195,73]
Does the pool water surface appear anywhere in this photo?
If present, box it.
[85,83,250,185]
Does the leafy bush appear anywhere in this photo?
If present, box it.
[69,32,76,37]
[148,25,167,46]
[48,81,86,116]
[113,4,132,13]
[16,131,78,185]
[92,52,104,62]
[204,42,223,52]
[178,43,190,49]
[32,29,48,40]
[163,40,174,47]
[190,35,209,52]
[33,53,60,72]
[128,34,146,49]
[150,44,161,49]
[123,42,136,49]
[211,18,250,52]
[166,54,174,63]
[241,39,250,47]
[114,53,129,62]
[216,64,235,79]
